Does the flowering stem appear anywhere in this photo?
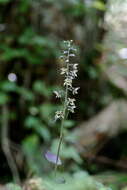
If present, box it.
[54,49,70,175]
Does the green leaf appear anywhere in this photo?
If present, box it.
[62,146,82,164]
[51,139,82,164]
[22,134,39,155]
[25,116,40,128]
[25,116,51,141]
[22,135,44,174]
[6,183,22,190]
[0,81,18,92]
[36,126,51,142]
[64,120,75,128]
[64,3,86,17]
[19,0,30,13]
[92,1,106,11]
[0,0,10,3]
[0,46,27,61]
[33,81,52,98]
[17,87,34,101]
[39,103,55,120]
[19,28,35,45]
[0,93,9,105]
[19,28,55,47]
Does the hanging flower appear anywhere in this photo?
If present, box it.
[55,111,64,121]
[67,105,76,113]
[64,78,72,87]
[53,91,61,98]
[73,63,78,70]
[60,68,68,75]
[67,98,76,105]
[72,87,80,95]
[70,70,78,78]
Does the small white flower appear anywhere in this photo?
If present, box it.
[63,51,68,54]
[69,54,75,57]
[53,91,61,98]
[60,68,68,75]
[55,111,64,121]
[72,87,80,95]
[68,87,73,92]
[60,55,64,59]
[54,40,79,121]
[70,70,78,78]
[67,105,76,113]
[68,75,74,80]
[70,47,77,52]
[64,78,72,87]
[73,64,78,70]
[65,59,69,63]
[68,98,76,106]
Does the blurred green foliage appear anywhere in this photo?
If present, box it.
[6,171,111,190]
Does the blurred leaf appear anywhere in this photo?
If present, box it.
[64,120,75,128]
[25,116,40,128]
[0,45,43,64]
[39,103,56,120]
[25,116,51,141]
[19,28,55,47]
[0,93,9,105]
[22,134,39,152]
[19,0,30,13]
[62,146,82,164]
[88,66,98,79]
[51,139,82,164]
[19,28,35,45]
[22,135,40,172]
[6,183,22,190]
[0,0,10,3]
[0,81,18,92]
[22,135,43,174]
[64,3,86,17]
[92,1,106,11]
[43,171,110,190]
[17,87,34,101]
[36,126,51,142]
[29,106,38,115]
[33,80,52,98]
[0,46,28,61]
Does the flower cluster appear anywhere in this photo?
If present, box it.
[54,40,79,121]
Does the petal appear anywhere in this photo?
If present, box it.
[44,151,62,165]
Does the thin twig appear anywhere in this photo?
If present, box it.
[1,104,21,184]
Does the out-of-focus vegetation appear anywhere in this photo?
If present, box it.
[6,171,111,190]
[0,0,127,189]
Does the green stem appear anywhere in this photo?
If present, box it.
[54,48,70,176]
[54,85,68,175]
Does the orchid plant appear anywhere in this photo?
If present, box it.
[45,40,79,176]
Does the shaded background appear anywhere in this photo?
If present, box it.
[1,0,127,189]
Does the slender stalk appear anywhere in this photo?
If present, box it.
[1,104,21,184]
[54,48,70,175]
[51,40,79,177]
